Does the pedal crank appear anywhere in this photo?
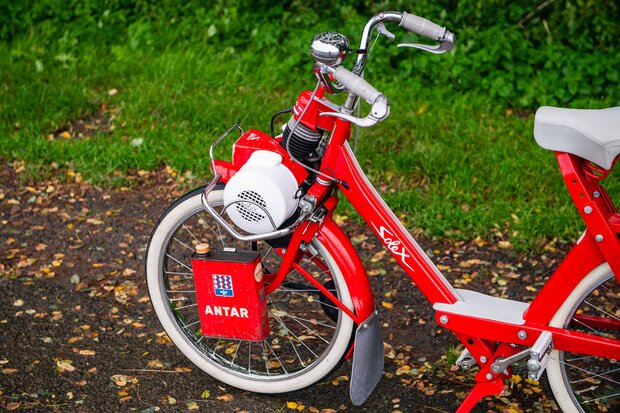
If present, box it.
[527,331,553,380]
[456,348,478,370]
[488,331,554,379]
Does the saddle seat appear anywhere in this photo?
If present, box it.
[534,106,620,169]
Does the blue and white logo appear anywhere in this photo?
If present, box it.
[212,274,234,297]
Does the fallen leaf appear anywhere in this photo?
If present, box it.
[56,359,76,372]
[216,393,233,401]
[498,240,512,249]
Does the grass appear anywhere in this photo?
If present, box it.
[1,9,619,250]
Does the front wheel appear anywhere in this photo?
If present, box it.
[547,263,619,412]
[145,187,356,393]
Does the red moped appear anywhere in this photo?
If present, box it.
[146,11,619,412]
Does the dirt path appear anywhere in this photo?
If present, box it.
[0,162,561,412]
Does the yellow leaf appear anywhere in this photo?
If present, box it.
[56,359,75,372]
[381,301,393,309]
[287,402,298,409]
[498,240,512,249]
[216,394,233,401]
[371,250,387,262]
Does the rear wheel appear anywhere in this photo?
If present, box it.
[145,187,355,393]
[547,263,619,412]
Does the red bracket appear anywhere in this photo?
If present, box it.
[609,213,620,232]
[456,378,504,413]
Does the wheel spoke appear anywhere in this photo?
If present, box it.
[148,192,353,390]
[584,300,620,321]
[173,236,196,253]
[166,253,193,271]
[164,271,193,276]
[548,270,619,412]
[197,212,228,248]
[583,391,620,404]
[174,303,198,310]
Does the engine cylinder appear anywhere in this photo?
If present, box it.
[281,117,322,162]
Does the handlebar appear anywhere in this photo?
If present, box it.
[314,11,454,127]
[320,66,390,128]
[351,11,455,76]
[332,66,381,104]
[399,11,446,41]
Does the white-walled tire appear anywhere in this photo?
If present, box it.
[547,263,619,412]
[145,187,355,393]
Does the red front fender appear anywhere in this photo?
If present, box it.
[317,218,376,325]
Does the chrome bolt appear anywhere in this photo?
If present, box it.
[480,356,487,363]
[491,364,502,373]
[362,323,369,329]
[485,373,493,380]
[584,206,593,214]
[518,330,527,340]
[593,191,601,198]
[595,234,604,242]
[439,315,449,324]
[282,249,287,254]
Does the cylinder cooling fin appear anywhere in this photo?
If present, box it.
[281,117,323,162]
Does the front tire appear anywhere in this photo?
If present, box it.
[145,187,355,393]
[547,263,619,412]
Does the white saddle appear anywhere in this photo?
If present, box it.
[534,106,620,169]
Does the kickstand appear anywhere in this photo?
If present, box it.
[456,378,504,413]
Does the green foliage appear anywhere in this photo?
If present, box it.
[1,0,617,107]
[1,0,619,248]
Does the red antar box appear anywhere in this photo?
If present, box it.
[191,248,270,341]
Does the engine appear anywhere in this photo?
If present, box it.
[221,89,336,235]
[224,150,300,234]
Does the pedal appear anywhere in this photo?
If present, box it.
[456,348,478,370]
[527,331,553,380]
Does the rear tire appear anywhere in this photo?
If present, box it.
[145,187,356,393]
[547,263,619,412]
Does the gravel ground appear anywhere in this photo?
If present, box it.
[0,162,561,412]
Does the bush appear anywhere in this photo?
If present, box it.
[1,0,618,108]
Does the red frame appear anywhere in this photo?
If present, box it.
[213,89,620,411]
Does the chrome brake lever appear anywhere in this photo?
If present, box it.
[376,23,395,41]
[398,31,456,55]
[320,95,390,128]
